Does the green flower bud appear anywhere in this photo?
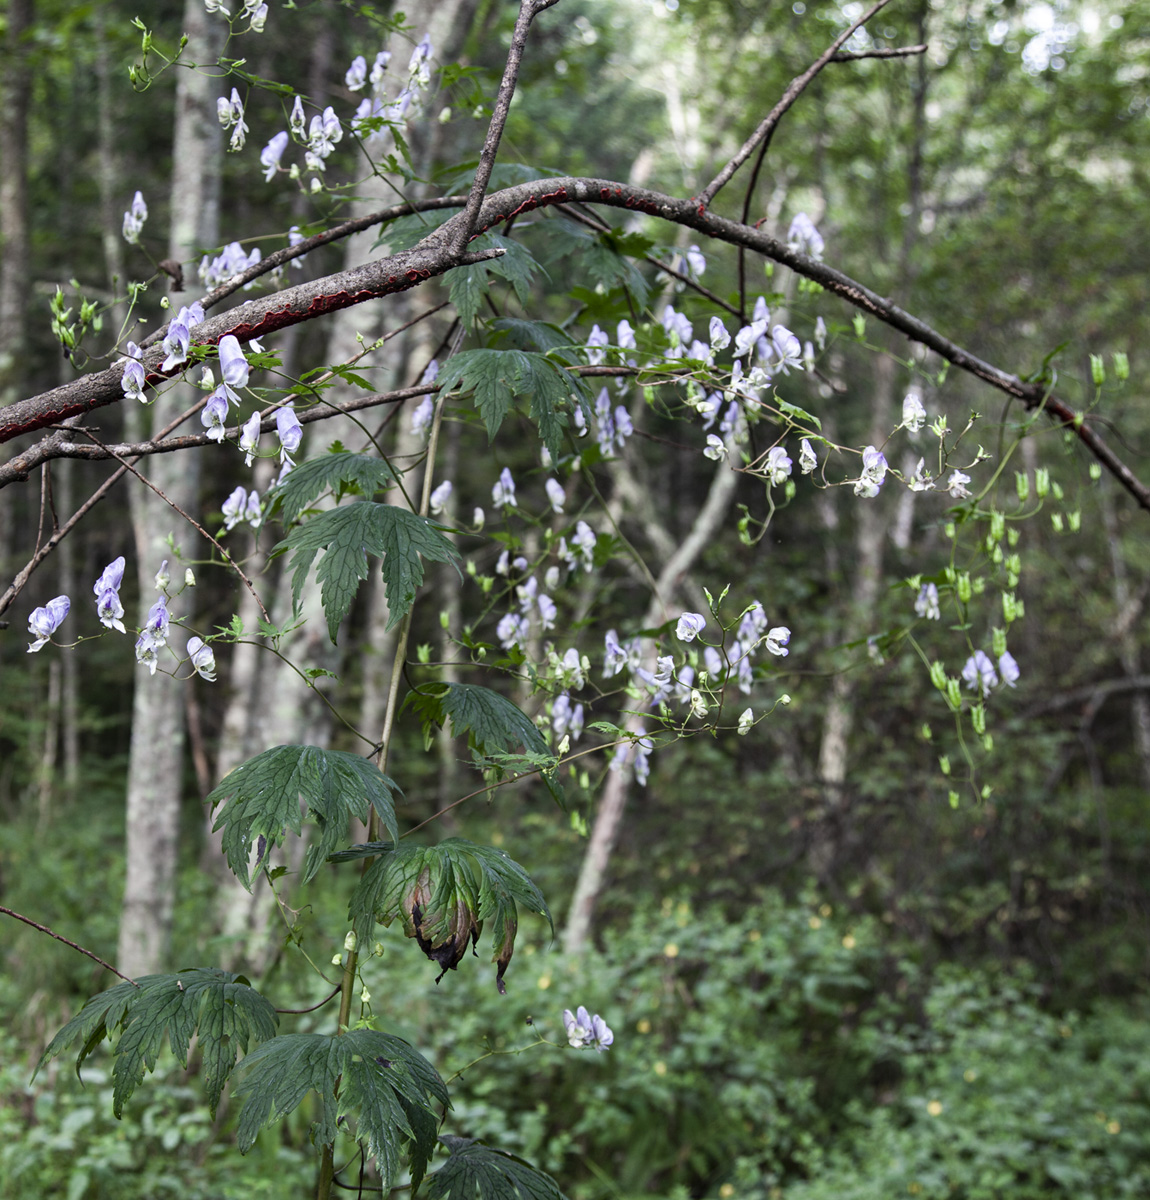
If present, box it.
[1015,471,1030,502]
[992,626,1007,657]
[1051,512,1064,533]
[929,661,948,691]
[1089,462,1102,481]
[1090,353,1105,385]
[982,733,994,752]
[1035,467,1050,498]
[957,572,972,604]
[971,703,986,735]
[946,678,962,711]
[989,511,1005,543]
[1068,510,1081,532]
[939,755,951,776]
[1114,351,1129,381]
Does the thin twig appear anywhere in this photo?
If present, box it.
[831,44,927,61]
[697,0,893,209]
[0,905,137,985]
[78,430,272,624]
[448,0,559,253]
[275,984,342,1015]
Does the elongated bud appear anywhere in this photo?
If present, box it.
[1034,467,1050,498]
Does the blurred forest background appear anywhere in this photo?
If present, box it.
[2,0,1150,1197]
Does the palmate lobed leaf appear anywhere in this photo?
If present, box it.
[434,349,584,460]
[208,745,400,888]
[275,501,458,641]
[335,838,551,992]
[231,1029,448,1191]
[409,681,564,806]
[426,1136,565,1200]
[268,450,397,525]
[35,969,278,1117]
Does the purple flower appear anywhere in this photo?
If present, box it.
[27,595,70,652]
[676,612,706,642]
[161,318,190,374]
[223,486,248,531]
[962,650,998,697]
[998,651,1020,687]
[492,467,516,509]
[202,387,230,442]
[217,336,249,406]
[562,1004,614,1051]
[143,595,170,645]
[276,404,303,463]
[121,342,146,402]
[93,556,127,633]
[260,130,289,182]
[586,324,608,365]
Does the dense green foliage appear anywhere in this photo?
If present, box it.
[2,0,1150,1197]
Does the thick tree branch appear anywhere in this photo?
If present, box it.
[4,176,1147,510]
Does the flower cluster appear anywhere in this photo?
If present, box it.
[962,650,1020,696]
[217,87,249,152]
[562,1005,613,1052]
[222,486,263,531]
[199,242,263,290]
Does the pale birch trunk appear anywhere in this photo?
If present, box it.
[118,0,223,979]
[563,430,745,954]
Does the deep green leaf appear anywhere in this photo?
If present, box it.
[275,502,458,641]
[339,838,552,990]
[435,350,576,458]
[36,970,277,1117]
[208,745,399,887]
[269,451,396,525]
[487,319,573,354]
[231,1029,447,1188]
[427,1136,564,1200]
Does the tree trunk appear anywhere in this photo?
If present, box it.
[118,0,223,979]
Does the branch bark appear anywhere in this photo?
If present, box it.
[4,176,1147,510]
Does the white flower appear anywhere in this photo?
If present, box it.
[429,480,453,515]
[704,434,726,461]
[492,467,516,509]
[544,478,565,513]
[737,708,754,735]
[854,445,888,499]
[766,626,791,657]
[902,391,926,433]
[765,445,792,486]
[947,470,972,499]
[908,458,934,492]
[408,397,434,440]
[799,438,818,474]
[562,1005,614,1051]
[914,582,940,620]
[786,212,824,259]
[709,316,731,352]
[186,636,217,681]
